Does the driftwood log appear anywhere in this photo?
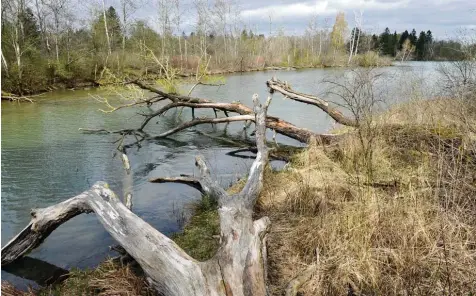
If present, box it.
[2,96,273,296]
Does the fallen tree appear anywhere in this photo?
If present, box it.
[1,91,38,103]
[2,77,359,295]
[2,96,273,296]
[82,79,346,146]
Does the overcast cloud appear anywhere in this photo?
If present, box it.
[127,0,476,39]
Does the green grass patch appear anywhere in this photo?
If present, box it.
[172,195,220,261]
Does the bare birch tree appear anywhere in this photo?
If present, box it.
[101,0,111,56]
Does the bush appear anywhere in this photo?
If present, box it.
[354,51,393,67]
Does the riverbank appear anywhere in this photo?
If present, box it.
[177,97,475,295]
[5,97,475,295]
[1,52,392,97]
[179,97,475,295]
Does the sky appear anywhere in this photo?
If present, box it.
[237,0,476,37]
[109,0,476,39]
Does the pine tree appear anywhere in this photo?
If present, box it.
[398,30,409,50]
[393,31,398,56]
[241,29,248,40]
[20,7,41,44]
[409,29,417,45]
[425,30,433,59]
[92,6,123,52]
[416,31,426,60]
[349,27,361,53]
[379,27,393,56]
[425,30,433,43]
[371,34,379,51]
[106,7,123,50]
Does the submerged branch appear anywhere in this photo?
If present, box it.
[150,115,254,140]
[149,176,204,193]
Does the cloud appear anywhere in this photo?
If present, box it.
[241,1,335,19]
[236,0,475,38]
[241,0,408,20]
[131,0,475,38]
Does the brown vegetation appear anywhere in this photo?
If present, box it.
[1,260,153,296]
[259,98,476,295]
[2,53,475,294]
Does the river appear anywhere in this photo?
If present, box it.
[1,62,443,288]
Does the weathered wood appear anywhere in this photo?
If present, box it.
[2,95,273,296]
[82,80,341,145]
[2,182,210,295]
[1,95,35,102]
[267,77,358,127]
[151,115,255,139]
[128,80,339,144]
[1,195,93,266]
[226,146,302,162]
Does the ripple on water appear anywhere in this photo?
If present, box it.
[1,63,443,288]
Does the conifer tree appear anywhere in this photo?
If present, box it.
[398,30,409,50]
[416,31,426,60]
[409,28,417,45]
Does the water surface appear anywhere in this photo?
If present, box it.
[1,62,442,288]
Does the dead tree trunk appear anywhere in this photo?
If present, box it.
[2,96,272,296]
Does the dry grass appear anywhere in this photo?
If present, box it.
[31,260,153,296]
[1,282,36,296]
[4,97,476,295]
[259,98,476,295]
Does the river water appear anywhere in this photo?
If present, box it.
[1,62,442,288]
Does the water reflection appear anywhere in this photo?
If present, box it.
[1,62,442,288]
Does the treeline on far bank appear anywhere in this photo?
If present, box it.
[371,27,471,61]
[1,0,472,95]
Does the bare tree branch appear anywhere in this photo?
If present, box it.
[125,80,340,144]
[267,77,358,127]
